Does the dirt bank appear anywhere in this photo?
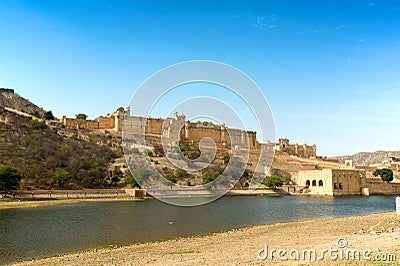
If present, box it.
[12,212,400,265]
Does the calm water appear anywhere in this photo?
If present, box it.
[0,195,396,265]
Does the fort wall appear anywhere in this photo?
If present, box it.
[62,108,315,161]
[275,138,316,158]
[61,117,99,130]
[0,113,31,127]
[97,116,115,129]
[61,108,124,132]
[185,122,223,145]
[366,180,400,195]
[0,88,15,94]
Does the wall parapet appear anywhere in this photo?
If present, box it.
[274,137,316,158]
[0,88,14,94]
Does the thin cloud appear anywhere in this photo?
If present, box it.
[335,24,347,30]
[253,14,278,31]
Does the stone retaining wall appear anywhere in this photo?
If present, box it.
[12,189,146,199]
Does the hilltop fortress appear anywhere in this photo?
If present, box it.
[60,107,317,158]
[0,88,316,158]
[36,107,400,196]
[3,89,400,196]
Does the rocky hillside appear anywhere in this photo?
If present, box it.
[0,89,46,118]
[0,119,123,190]
[331,151,400,166]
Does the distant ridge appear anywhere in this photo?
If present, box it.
[0,88,46,118]
[331,150,400,166]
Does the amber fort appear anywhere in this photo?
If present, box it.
[2,87,400,196]
[57,106,400,196]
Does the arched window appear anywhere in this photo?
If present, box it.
[312,180,317,187]
[339,183,343,189]
[306,180,310,187]
[334,183,338,189]
[318,180,323,187]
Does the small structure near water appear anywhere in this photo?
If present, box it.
[294,168,365,196]
[294,168,400,196]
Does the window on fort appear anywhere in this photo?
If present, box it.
[339,183,343,189]
[318,180,323,187]
[334,183,338,189]
[305,180,310,186]
[312,180,316,186]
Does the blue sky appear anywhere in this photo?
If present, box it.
[1,0,400,156]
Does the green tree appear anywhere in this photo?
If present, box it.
[203,171,220,184]
[43,111,55,120]
[174,168,188,179]
[164,174,177,184]
[75,113,88,120]
[131,148,140,154]
[110,166,123,186]
[179,140,191,154]
[145,149,153,157]
[282,175,293,185]
[113,166,123,178]
[373,168,394,183]
[54,171,72,188]
[0,166,21,197]
[125,173,139,188]
[263,175,283,190]
[125,167,152,188]
[29,119,47,129]
[223,153,230,165]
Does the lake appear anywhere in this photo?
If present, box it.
[0,195,396,265]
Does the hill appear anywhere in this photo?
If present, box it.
[0,118,122,189]
[0,88,47,118]
[330,150,400,166]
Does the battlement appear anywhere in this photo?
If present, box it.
[61,108,317,159]
[60,107,125,132]
[0,88,15,94]
[274,137,316,158]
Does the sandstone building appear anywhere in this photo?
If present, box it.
[295,168,366,195]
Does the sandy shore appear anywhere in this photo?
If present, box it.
[11,212,400,266]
